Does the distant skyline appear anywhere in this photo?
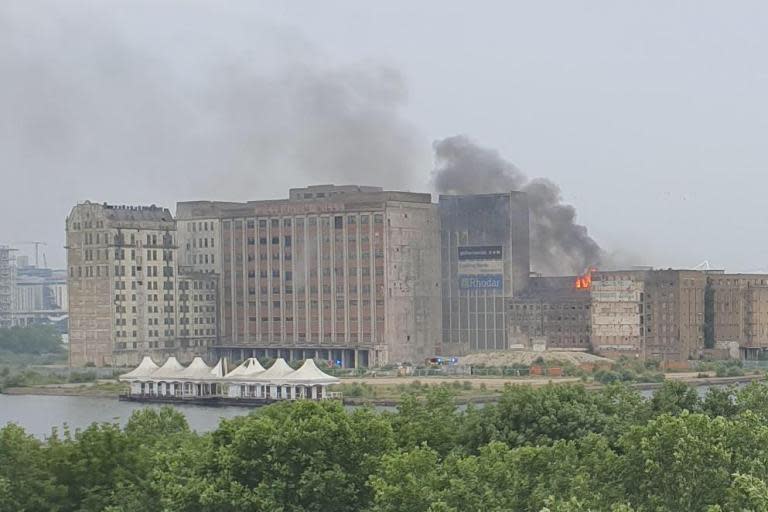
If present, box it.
[3,1,768,272]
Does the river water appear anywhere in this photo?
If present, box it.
[0,394,254,438]
[0,383,739,438]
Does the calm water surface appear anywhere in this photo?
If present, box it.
[0,384,733,438]
[0,394,254,437]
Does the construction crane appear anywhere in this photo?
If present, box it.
[13,241,47,268]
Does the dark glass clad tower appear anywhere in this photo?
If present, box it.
[439,192,530,353]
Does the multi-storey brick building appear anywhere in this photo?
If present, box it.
[439,192,530,354]
[177,185,442,367]
[66,202,215,366]
[507,276,592,351]
[591,269,706,361]
[706,273,768,358]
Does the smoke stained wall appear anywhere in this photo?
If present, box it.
[432,135,603,275]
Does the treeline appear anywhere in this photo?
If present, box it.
[0,325,63,354]
[4,381,768,511]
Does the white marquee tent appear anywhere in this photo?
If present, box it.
[120,356,341,402]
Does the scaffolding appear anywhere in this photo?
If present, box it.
[0,246,16,328]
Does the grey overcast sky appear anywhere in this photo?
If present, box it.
[2,1,767,271]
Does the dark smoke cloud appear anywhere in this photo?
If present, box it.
[432,135,603,275]
[0,1,428,267]
[1,1,604,274]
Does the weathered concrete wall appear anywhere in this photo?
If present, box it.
[383,201,442,365]
[591,273,645,356]
[67,204,116,366]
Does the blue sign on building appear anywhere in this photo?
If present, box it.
[458,274,503,289]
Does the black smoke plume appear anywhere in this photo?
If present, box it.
[432,135,603,275]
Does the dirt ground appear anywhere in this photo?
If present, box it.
[340,375,581,390]
[459,350,613,367]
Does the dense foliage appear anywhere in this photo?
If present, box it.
[4,381,768,511]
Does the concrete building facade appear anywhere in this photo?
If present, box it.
[66,202,214,367]
[178,185,442,367]
[176,271,219,352]
[0,246,15,328]
[591,269,706,361]
[507,276,592,351]
[706,273,768,357]
[439,192,530,354]
[591,270,648,359]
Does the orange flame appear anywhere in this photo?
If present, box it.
[574,268,596,290]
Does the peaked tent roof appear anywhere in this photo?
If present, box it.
[257,358,296,382]
[226,358,266,378]
[285,359,340,385]
[178,357,213,380]
[119,356,159,380]
[151,356,186,379]
[210,358,229,378]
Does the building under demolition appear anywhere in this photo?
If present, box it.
[67,185,768,368]
[590,269,709,362]
[507,275,592,351]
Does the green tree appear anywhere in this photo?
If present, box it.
[389,387,459,456]
[650,380,701,416]
[734,381,768,420]
[702,385,739,418]
[722,473,768,511]
[0,423,62,511]
[46,421,157,512]
[124,406,190,442]
[162,400,396,512]
[616,411,768,511]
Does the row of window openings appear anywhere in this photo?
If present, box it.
[112,249,172,261]
[114,281,171,292]
[235,266,381,280]
[113,266,171,277]
[115,330,178,338]
[189,238,215,249]
[71,220,103,230]
[114,295,173,309]
[178,305,216,313]
[115,305,213,314]
[226,214,384,231]
[230,299,384,309]
[231,284,375,296]
[232,251,382,264]
[178,294,216,302]
[512,304,591,311]
[111,233,174,247]
[115,316,214,326]
[188,221,214,232]
[191,254,214,265]
[114,281,178,291]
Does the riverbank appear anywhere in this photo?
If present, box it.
[2,380,126,398]
[2,373,764,405]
